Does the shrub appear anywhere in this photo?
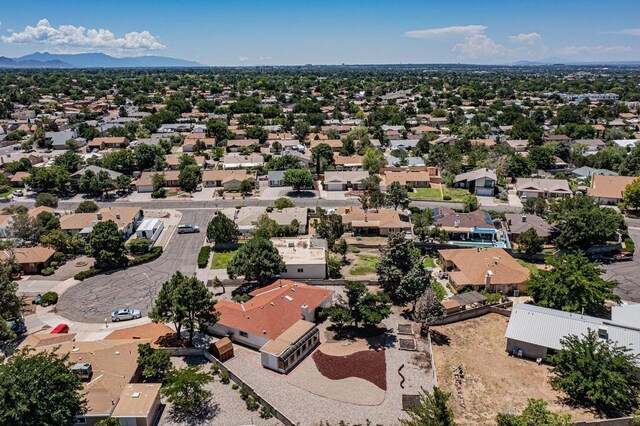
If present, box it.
[265,207,273,213]
[624,236,635,253]
[40,267,55,276]
[443,195,452,201]
[52,251,65,263]
[259,406,273,419]
[245,396,259,411]
[197,246,211,268]
[231,383,239,390]
[211,363,220,375]
[219,370,230,384]
[40,291,58,306]
[49,261,59,269]
[35,192,58,208]
[498,191,508,202]
[348,246,360,253]
[315,307,330,323]
[127,238,152,255]
[232,294,251,303]
[74,268,103,281]
[128,246,162,266]
[239,387,250,400]
[75,200,99,213]
[151,189,166,199]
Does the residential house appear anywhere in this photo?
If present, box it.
[10,171,30,187]
[59,206,142,237]
[505,213,553,241]
[135,170,180,192]
[226,139,260,152]
[505,304,640,364]
[333,154,364,170]
[267,170,286,187]
[0,247,55,274]
[574,139,605,156]
[433,207,510,248]
[587,174,637,205]
[209,280,333,373]
[45,130,83,150]
[222,153,264,169]
[571,166,618,180]
[86,136,128,151]
[324,170,369,191]
[202,169,252,190]
[70,165,122,188]
[452,168,497,196]
[338,207,412,236]
[439,247,530,293]
[310,139,343,152]
[267,207,308,234]
[385,155,425,167]
[505,139,528,152]
[165,154,206,170]
[515,178,572,199]
[272,237,327,279]
[182,137,215,152]
[380,167,441,191]
[389,139,418,151]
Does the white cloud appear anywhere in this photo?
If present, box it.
[509,32,542,44]
[237,55,250,62]
[1,19,165,52]
[258,56,272,61]
[553,44,632,56]
[404,25,486,39]
[453,34,507,59]
[607,28,640,36]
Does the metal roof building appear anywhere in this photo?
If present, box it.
[505,304,640,363]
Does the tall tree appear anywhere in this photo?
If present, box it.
[329,281,391,328]
[283,168,313,192]
[386,181,410,210]
[400,387,455,426]
[27,166,69,193]
[150,272,218,345]
[376,232,417,301]
[413,288,446,335]
[0,349,85,426]
[396,263,432,308]
[311,143,334,175]
[137,343,173,383]
[161,366,213,419]
[226,237,285,284]
[623,178,640,211]
[517,228,544,258]
[550,330,640,416]
[178,164,200,192]
[206,211,240,245]
[88,220,127,269]
[313,211,344,249]
[0,260,21,350]
[526,253,619,315]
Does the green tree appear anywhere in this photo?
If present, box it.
[362,147,385,174]
[75,200,99,213]
[527,253,619,315]
[329,281,391,328]
[246,125,268,144]
[34,192,58,208]
[550,330,640,416]
[386,181,410,210]
[522,198,547,216]
[400,387,455,426]
[313,211,344,249]
[517,228,544,258]
[311,143,334,175]
[178,164,200,192]
[27,166,69,193]
[240,179,254,195]
[152,172,166,191]
[206,119,230,141]
[134,144,166,170]
[137,342,173,383]
[88,220,127,269]
[95,418,123,426]
[496,398,573,426]
[376,232,417,302]
[283,168,313,192]
[98,150,135,174]
[53,151,83,173]
[396,263,432,309]
[274,197,295,209]
[0,349,85,426]
[161,366,213,419]
[623,178,640,211]
[413,288,446,335]
[293,120,310,140]
[150,272,218,345]
[206,211,239,245]
[227,237,285,284]
[116,174,132,192]
[0,261,21,349]
[462,194,480,212]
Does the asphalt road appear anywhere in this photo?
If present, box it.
[56,210,211,322]
[603,217,640,303]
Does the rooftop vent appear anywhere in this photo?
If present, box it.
[131,392,141,398]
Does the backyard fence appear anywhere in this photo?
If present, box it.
[432,302,513,325]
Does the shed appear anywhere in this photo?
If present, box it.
[451,291,488,307]
[210,337,234,361]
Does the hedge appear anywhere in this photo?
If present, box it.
[74,268,103,281]
[129,246,163,266]
[197,246,211,268]
[41,291,58,306]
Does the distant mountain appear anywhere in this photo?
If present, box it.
[15,52,204,68]
[512,57,640,66]
[0,56,73,69]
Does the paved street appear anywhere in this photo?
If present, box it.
[604,218,640,303]
[56,210,210,322]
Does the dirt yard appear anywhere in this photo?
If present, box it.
[431,313,595,425]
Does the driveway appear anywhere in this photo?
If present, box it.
[57,210,211,323]
[603,218,640,302]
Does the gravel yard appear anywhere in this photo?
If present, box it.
[312,347,387,390]
[431,314,596,425]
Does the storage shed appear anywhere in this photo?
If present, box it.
[210,337,234,361]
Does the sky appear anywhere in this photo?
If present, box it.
[0,0,639,65]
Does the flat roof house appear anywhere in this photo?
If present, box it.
[505,304,640,363]
[587,174,637,205]
[222,153,264,169]
[210,280,333,373]
[272,237,327,279]
[439,247,530,294]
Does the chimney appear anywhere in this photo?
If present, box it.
[485,270,493,287]
[301,304,310,320]
[116,213,121,220]
[96,212,103,221]
[521,215,527,223]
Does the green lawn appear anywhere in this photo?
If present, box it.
[517,259,540,276]
[349,254,378,275]
[423,257,436,268]
[211,250,238,269]
[409,187,442,199]
[443,187,470,201]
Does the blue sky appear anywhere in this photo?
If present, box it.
[1,0,639,65]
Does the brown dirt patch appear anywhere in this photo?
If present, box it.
[312,349,387,390]
[431,313,596,425]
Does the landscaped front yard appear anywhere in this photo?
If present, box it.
[409,187,442,199]
[211,250,238,269]
[443,187,470,201]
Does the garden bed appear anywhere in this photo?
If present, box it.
[312,348,387,390]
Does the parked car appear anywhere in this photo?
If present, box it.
[50,323,70,334]
[111,308,142,322]
[12,190,23,197]
[614,252,634,262]
[194,184,203,192]
[177,224,200,234]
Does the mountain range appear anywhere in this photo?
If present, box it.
[0,52,204,68]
